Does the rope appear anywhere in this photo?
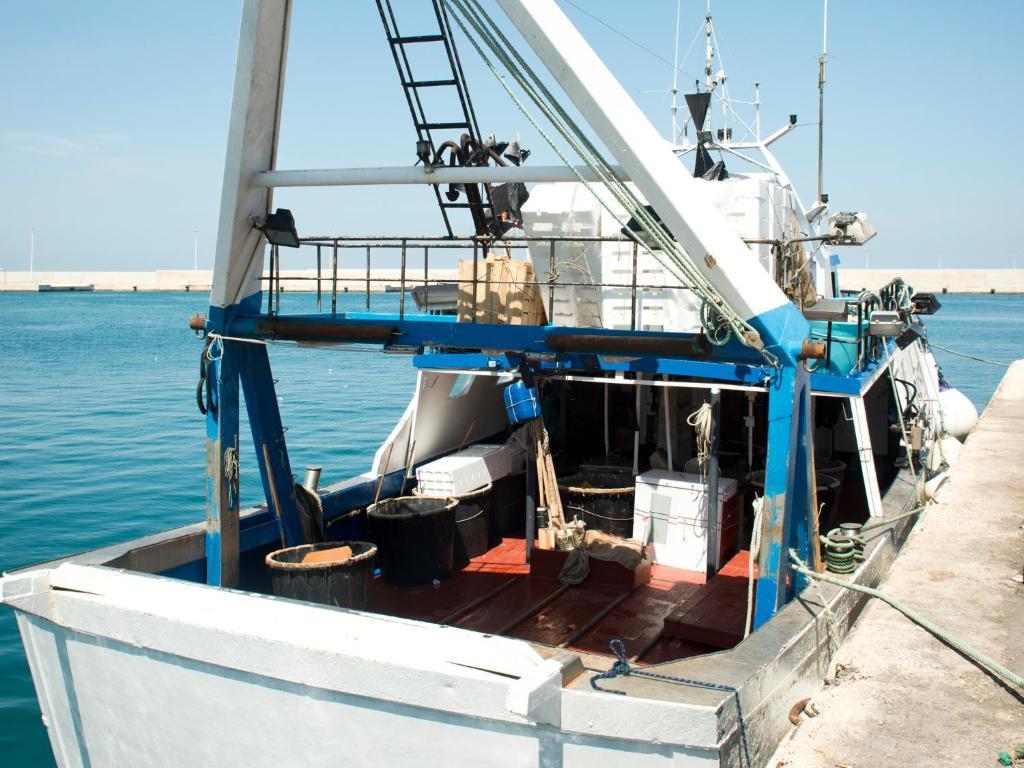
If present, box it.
[443,0,777,365]
[788,550,1024,692]
[590,639,753,766]
[744,496,764,638]
[686,402,712,471]
[929,342,1010,368]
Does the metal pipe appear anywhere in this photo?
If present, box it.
[252,165,629,188]
[316,245,322,311]
[399,238,407,319]
[630,240,639,331]
[302,466,322,492]
[331,240,338,316]
[365,245,371,311]
[547,240,555,322]
[706,387,721,577]
[471,239,479,322]
[423,246,429,313]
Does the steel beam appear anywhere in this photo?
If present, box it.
[753,365,815,626]
[253,165,627,188]
[211,0,291,310]
[495,0,808,362]
[239,342,306,547]
[205,341,242,586]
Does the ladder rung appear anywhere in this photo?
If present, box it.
[408,79,458,88]
[442,202,489,209]
[417,121,470,131]
[391,34,445,44]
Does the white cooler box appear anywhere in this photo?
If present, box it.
[632,470,740,572]
[415,443,519,496]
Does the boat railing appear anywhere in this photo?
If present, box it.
[260,234,694,332]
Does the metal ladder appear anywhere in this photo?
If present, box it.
[375,0,492,237]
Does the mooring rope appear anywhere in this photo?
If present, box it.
[788,550,1024,691]
[928,342,1010,368]
[590,639,753,766]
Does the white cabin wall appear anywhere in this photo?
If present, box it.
[371,372,510,477]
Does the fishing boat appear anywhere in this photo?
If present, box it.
[1,1,979,766]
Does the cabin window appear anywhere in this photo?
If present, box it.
[448,373,474,399]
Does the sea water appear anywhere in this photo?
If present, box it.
[0,291,1020,765]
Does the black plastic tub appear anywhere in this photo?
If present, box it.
[750,470,842,524]
[489,470,526,545]
[558,470,635,538]
[416,483,493,564]
[265,541,377,609]
[367,496,457,586]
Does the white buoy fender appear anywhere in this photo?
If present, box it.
[924,471,949,500]
[937,435,963,467]
[937,388,978,441]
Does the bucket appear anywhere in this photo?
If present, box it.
[489,470,526,544]
[265,541,377,610]
[417,483,493,564]
[367,496,457,586]
[558,469,635,538]
[749,470,842,523]
[814,455,847,479]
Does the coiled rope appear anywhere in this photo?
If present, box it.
[591,639,752,766]
[686,402,712,470]
[789,549,1024,691]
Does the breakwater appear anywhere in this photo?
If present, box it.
[1,268,1020,293]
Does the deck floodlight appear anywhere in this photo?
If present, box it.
[256,208,300,248]
[415,139,431,166]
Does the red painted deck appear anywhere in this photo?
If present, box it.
[368,538,754,662]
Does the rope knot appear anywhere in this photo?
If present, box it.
[590,638,631,694]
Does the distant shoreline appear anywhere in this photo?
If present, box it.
[0,268,1021,294]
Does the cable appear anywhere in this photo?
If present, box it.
[560,0,699,82]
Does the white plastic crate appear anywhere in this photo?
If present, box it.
[415,444,511,496]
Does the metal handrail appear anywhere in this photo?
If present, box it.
[263,234,690,332]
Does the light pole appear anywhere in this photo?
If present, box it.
[193,231,199,283]
[29,227,35,273]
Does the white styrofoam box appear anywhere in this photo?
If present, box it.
[521,183,603,328]
[632,470,738,572]
[416,444,511,496]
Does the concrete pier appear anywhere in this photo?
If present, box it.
[771,361,1024,767]
[0,268,458,293]
[0,268,1021,294]
[839,268,1024,294]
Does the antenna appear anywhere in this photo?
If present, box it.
[816,0,829,204]
[754,81,761,143]
[671,0,681,142]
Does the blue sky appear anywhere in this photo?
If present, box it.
[1,1,1021,272]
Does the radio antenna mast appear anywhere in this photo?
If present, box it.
[816,0,829,204]
[670,0,681,142]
